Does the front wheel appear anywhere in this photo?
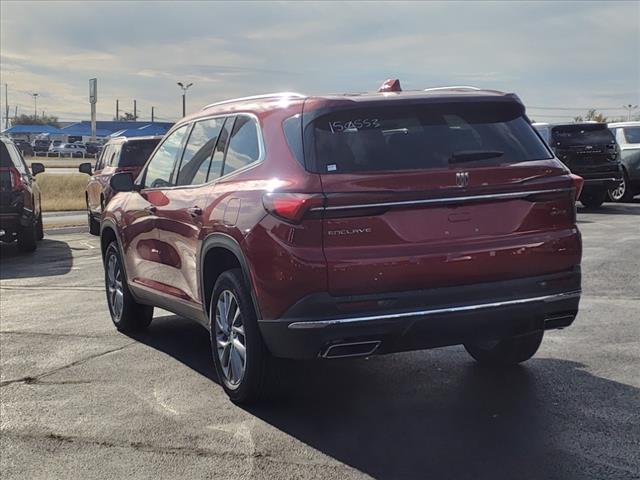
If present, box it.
[88,209,100,236]
[464,331,543,366]
[210,269,272,404]
[580,190,607,209]
[104,241,153,332]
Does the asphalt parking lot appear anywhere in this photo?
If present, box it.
[1,204,639,480]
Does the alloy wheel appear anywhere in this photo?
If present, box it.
[106,253,124,321]
[213,290,247,389]
[610,177,626,201]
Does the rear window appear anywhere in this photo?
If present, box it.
[623,126,640,144]
[0,142,13,168]
[308,102,551,173]
[551,125,615,147]
[118,139,160,168]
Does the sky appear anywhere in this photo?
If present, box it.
[1,0,638,128]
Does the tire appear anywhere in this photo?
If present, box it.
[88,209,100,236]
[209,269,272,404]
[104,241,153,332]
[17,220,38,252]
[608,170,635,203]
[580,190,607,209]
[36,210,44,240]
[464,330,544,366]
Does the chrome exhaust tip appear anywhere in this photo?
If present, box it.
[321,340,381,359]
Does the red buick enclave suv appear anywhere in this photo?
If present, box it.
[100,83,583,403]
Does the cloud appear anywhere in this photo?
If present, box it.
[1,1,638,124]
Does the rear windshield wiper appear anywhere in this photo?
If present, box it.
[449,150,504,164]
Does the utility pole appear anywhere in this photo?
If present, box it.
[133,100,137,121]
[116,99,119,121]
[177,82,193,117]
[151,106,155,122]
[623,104,638,121]
[4,84,8,130]
[32,93,39,119]
[89,78,97,141]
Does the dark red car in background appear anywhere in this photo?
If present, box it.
[100,83,583,403]
[79,136,161,235]
[1,137,45,251]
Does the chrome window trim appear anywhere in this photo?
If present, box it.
[140,112,265,192]
[287,290,581,330]
[309,187,573,212]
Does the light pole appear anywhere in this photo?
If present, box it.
[32,93,39,119]
[177,82,193,117]
[623,104,638,121]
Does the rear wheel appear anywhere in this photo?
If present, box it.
[464,331,543,366]
[36,211,44,240]
[580,190,607,209]
[104,241,153,332]
[17,221,37,252]
[609,170,635,202]
[210,269,272,404]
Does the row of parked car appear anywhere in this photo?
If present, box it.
[13,138,103,158]
[1,81,637,404]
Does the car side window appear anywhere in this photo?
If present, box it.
[223,116,260,176]
[209,117,233,181]
[143,125,189,189]
[176,118,224,186]
[97,145,110,170]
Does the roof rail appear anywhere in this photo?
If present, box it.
[201,92,306,111]
[423,85,481,92]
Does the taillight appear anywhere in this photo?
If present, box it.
[262,193,324,223]
[0,167,23,192]
[569,174,584,201]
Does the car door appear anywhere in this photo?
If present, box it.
[152,117,228,306]
[120,126,190,294]
[87,144,109,214]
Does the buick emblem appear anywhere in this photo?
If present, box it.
[456,171,470,187]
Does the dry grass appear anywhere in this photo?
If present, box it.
[25,157,95,169]
[36,173,88,211]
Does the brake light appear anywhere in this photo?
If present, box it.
[0,167,23,192]
[262,193,324,223]
[569,174,584,201]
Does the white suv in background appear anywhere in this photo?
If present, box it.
[49,142,88,157]
[608,121,640,202]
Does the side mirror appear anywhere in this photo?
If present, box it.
[78,162,92,175]
[31,163,45,176]
[110,172,136,192]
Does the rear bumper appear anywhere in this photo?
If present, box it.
[578,167,623,190]
[0,209,34,239]
[259,268,581,359]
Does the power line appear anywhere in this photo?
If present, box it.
[527,106,628,111]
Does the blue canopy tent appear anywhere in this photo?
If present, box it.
[1,124,64,135]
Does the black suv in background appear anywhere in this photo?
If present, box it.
[0,137,45,251]
[534,122,622,208]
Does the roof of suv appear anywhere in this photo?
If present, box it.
[195,86,523,119]
[608,121,640,128]
[106,135,163,145]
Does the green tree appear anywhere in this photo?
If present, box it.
[574,109,608,123]
[13,114,60,128]
[113,112,136,121]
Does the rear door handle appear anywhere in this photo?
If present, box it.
[188,206,203,218]
[144,205,157,214]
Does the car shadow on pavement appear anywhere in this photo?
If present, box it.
[130,316,639,480]
[578,203,640,215]
[0,239,73,280]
